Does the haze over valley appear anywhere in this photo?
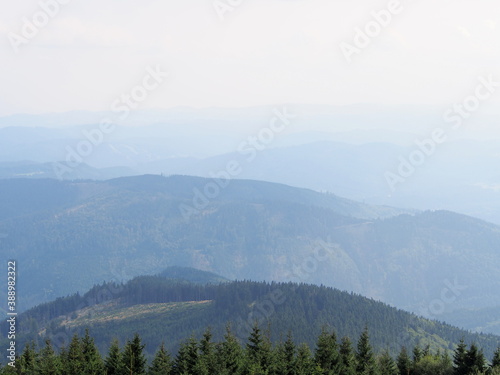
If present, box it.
[1,1,500,373]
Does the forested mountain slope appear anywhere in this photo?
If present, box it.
[0,175,499,335]
[3,272,499,359]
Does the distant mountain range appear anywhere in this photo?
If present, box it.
[1,118,500,225]
[0,160,137,180]
[1,175,499,336]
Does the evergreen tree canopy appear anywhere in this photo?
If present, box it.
[122,333,147,375]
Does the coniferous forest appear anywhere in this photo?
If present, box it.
[4,276,499,362]
[2,325,500,375]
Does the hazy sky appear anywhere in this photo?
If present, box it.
[1,0,500,117]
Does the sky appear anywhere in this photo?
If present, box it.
[1,0,500,118]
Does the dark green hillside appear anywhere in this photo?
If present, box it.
[4,274,499,359]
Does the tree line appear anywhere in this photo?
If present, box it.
[2,324,500,375]
[10,279,500,360]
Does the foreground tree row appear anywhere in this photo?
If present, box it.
[2,325,500,375]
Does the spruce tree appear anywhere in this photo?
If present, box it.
[272,341,287,375]
[492,347,500,369]
[356,327,377,375]
[195,328,216,375]
[174,336,198,375]
[149,342,172,375]
[283,332,297,375]
[396,346,411,375]
[20,341,38,375]
[216,324,243,375]
[58,346,68,375]
[339,336,357,375]
[65,334,83,375]
[378,350,398,375]
[295,343,316,375]
[314,327,340,374]
[81,329,104,375]
[453,339,468,375]
[464,343,485,375]
[122,334,147,375]
[38,339,62,375]
[438,350,453,375]
[105,339,122,375]
[245,323,272,373]
[412,345,422,366]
